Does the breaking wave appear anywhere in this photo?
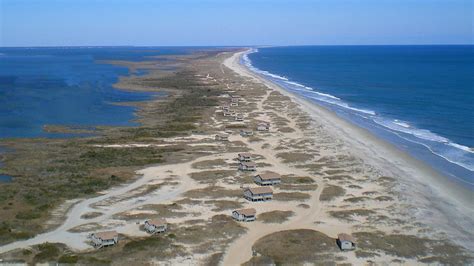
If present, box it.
[242,49,474,175]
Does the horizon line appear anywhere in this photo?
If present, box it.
[1,43,473,49]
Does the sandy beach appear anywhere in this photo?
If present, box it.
[0,49,472,265]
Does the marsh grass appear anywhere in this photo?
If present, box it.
[189,170,236,183]
[274,192,310,202]
[257,211,294,223]
[246,229,338,265]
[276,152,314,164]
[319,185,345,201]
[353,231,472,264]
[191,160,228,170]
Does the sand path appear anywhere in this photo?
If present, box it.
[0,149,237,254]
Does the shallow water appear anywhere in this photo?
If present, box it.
[0,47,193,139]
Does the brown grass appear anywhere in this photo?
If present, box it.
[245,229,339,265]
[276,152,314,164]
[191,159,227,169]
[184,186,242,199]
[353,231,472,264]
[319,185,345,201]
[329,209,375,221]
[274,192,310,202]
[189,170,235,183]
[257,211,294,223]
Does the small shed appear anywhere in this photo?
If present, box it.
[232,208,257,222]
[240,130,254,137]
[221,104,230,111]
[235,114,244,121]
[90,231,119,248]
[337,233,356,250]
[238,152,252,162]
[253,171,281,186]
[144,219,167,234]
[231,95,241,103]
[239,162,257,171]
[244,187,273,201]
[257,122,270,131]
[231,102,239,107]
[215,134,229,141]
[223,111,232,117]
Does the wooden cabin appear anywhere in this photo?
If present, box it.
[243,187,273,201]
[232,208,257,222]
[337,233,356,250]
[239,162,257,171]
[257,122,270,131]
[144,219,167,234]
[253,171,281,186]
[215,134,229,141]
[231,95,241,103]
[90,231,119,248]
[240,130,254,137]
[238,152,252,162]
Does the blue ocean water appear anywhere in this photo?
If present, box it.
[245,46,474,188]
[0,47,194,139]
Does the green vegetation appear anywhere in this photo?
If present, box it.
[354,231,472,264]
[245,229,339,265]
[329,209,375,221]
[0,54,223,245]
[276,152,314,164]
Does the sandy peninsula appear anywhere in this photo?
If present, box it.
[0,49,472,265]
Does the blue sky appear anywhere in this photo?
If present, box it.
[1,0,472,46]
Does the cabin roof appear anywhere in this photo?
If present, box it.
[234,208,256,216]
[94,231,118,240]
[147,218,167,227]
[338,233,355,243]
[247,187,273,195]
[257,171,281,180]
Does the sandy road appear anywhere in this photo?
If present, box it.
[220,52,332,265]
[0,149,242,254]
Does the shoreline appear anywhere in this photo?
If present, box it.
[1,48,472,264]
[223,50,474,257]
[228,50,474,211]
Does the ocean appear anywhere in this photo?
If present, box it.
[245,46,474,189]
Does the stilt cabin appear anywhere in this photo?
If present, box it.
[257,122,270,131]
[254,171,281,186]
[238,152,252,162]
[239,162,257,171]
[232,208,257,222]
[337,233,356,250]
[215,134,229,141]
[144,219,168,234]
[243,187,273,201]
[90,231,119,248]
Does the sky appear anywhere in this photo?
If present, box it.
[1,0,473,47]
